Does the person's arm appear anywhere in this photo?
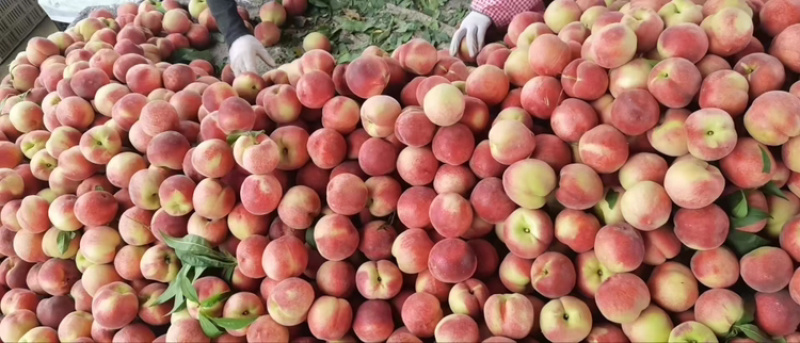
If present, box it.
[207,0,250,48]
[472,0,545,28]
[450,0,545,58]
[206,0,275,76]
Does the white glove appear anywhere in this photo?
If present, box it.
[229,35,276,76]
[450,11,493,58]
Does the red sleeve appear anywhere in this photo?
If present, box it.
[472,0,546,27]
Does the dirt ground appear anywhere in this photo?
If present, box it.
[71,0,473,73]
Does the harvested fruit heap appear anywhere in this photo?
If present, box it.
[6,0,800,341]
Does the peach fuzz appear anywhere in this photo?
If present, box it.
[594,223,645,274]
[316,260,356,298]
[355,259,402,300]
[0,309,40,343]
[674,204,729,250]
[483,293,534,339]
[314,214,359,261]
[617,152,667,190]
[587,323,628,343]
[502,208,553,259]
[683,108,737,161]
[528,34,573,77]
[508,11,545,44]
[396,39,438,75]
[192,177,235,220]
[734,53,785,98]
[321,96,360,134]
[498,253,534,293]
[539,296,593,342]
[664,156,725,209]
[620,180,672,231]
[138,100,179,136]
[432,164,476,196]
[432,123,474,165]
[578,124,629,173]
[555,163,604,210]
[610,89,659,136]
[543,0,582,33]
[529,251,576,298]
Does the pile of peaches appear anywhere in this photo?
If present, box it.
[4,0,800,341]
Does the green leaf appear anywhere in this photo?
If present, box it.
[737,297,756,325]
[163,234,236,269]
[736,324,773,343]
[155,1,166,13]
[155,279,180,305]
[56,231,78,255]
[198,314,225,339]
[201,291,231,308]
[178,272,199,303]
[726,230,771,256]
[305,228,317,250]
[605,190,619,210]
[760,146,772,174]
[731,191,748,218]
[171,49,215,65]
[731,208,771,229]
[210,316,259,330]
[191,266,207,282]
[762,181,788,201]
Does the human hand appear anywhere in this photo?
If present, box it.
[229,35,276,76]
[449,11,493,59]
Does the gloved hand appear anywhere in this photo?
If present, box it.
[229,35,277,76]
[449,11,493,59]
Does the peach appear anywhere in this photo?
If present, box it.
[595,273,650,324]
[544,0,582,32]
[664,156,725,209]
[498,253,534,293]
[345,55,390,99]
[720,137,775,188]
[312,214,358,261]
[698,70,749,117]
[740,246,793,293]
[140,244,180,282]
[561,58,608,100]
[0,309,40,343]
[578,124,629,173]
[521,76,565,119]
[305,296,352,341]
[648,57,702,108]
[555,163,604,210]
[528,34,573,77]
[539,296,593,342]
[755,290,800,337]
[448,278,489,318]
[508,11,545,44]
[433,164,476,196]
[244,315,289,342]
[647,262,699,312]
[503,208,554,259]
[423,83,465,127]
[590,23,637,68]
[734,52,785,99]
[296,70,335,109]
[192,177,235,220]
[488,120,536,165]
[594,224,645,273]
[617,152,667,189]
[683,108,737,161]
[483,293,535,339]
[504,48,536,87]
[265,277,314,327]
[619,180,672,231]
[16,195,51,233]
[91,281,138,329]
[427,238,476,284]
[528,251,576,299]
[743,91,800,146]
[353,300,394,342]
[261,235,308,280]
[57,310,93,342]
[701,8,753,57]
[166,317,210,343]
[432,314,479,343]
[771,23,800,73]
[501,158,556,210]
[38,257,81,296]
[355,259,402,300]
[391,227,434,274]
[693,289,744,335]
[656,23,708,62]
[610,89,659,136]
[321,96,360,134]
[8,101,44,133]
[551,98,599,142]
[674,204,729,250]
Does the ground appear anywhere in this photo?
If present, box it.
[66,0,471,72]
